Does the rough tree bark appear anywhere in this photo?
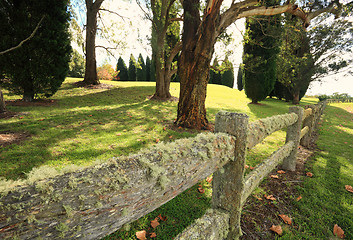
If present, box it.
[176,0,341,129]
[83,0,104,85]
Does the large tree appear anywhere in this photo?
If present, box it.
[0,0,71,102]
[82,0,104,85]
[175,0,342,129]
[242,0,281,104]
[139,0,182,99]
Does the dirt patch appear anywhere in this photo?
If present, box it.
[73,81,115,89]
[0,131,31,147]
[240,135,318,239]
[5,99,57,107]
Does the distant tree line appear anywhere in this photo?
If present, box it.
[318,93,353,102]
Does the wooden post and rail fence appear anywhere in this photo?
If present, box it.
[0,101,327,239]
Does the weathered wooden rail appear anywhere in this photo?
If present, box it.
[0,101,326,240]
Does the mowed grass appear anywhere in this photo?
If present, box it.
[3,79,351,239]
[280,102,353,239]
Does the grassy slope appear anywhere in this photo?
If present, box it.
[1,79,351,239]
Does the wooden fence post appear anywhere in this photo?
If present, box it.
[213,111,249,240]
[283,106,303,171]
[300,105,315,147]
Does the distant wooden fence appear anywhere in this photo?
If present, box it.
[325,99,353,103]
[0,101,327,240]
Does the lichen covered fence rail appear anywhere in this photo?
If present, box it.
[0,101,326,240]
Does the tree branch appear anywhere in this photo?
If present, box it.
[99,8,128,20]
[0,15,46,55]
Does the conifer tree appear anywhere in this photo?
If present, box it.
[128,54,137,81]
[145,56,151,81]
[116,57,128,81]
[237,64,243,91]
[242,0,281,103]
[136,54,146,81]
[0,0,71,101]
[221,58,234,88]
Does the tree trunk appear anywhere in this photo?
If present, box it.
[23,79,35,102]
[153,34,172,99]
[83,1,101,85]
[0,87,5,113]
[292,90,300,105]
[175,0,220,130]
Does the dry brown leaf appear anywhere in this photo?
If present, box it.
[270,175,279,179]
[270,225,283,235]
[158,214,167,222]
[333,224,345,239]
[151,218,160,228]
[296,195,302,201]
[345,185,353,193]
[255,196,263,201]
[306,172,313,177]
[136,230,147,240]
[198,187,205,194]
[264,194,276,201]
[245,165,249,169]
[250,166,255,170]
[155,138,160,143]
[277,170,286,174]
[279,214,292,225]
[206,176,213,183]
[150,232,157,238]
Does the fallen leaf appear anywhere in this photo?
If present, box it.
[264,194,276,201]
[270,175,279,179]
[88,115,93,117]
[345,185,353,193]
[255,196,263,201]
[158,214,167,221]
[155,138,160,143]
[277,170,286,174]
[169,135,173,139]
[250,166,255,170]
[296,195,302,201]
[333,224,345,239]
[198,186,205,194]
[270,225,283,235]
[137,139,142,142]
[306,172,313,177]
[245,165,249,169]
[151,218,160,228]
[116,133,121,136]
[206,176,213,183]
[93,128,97,131]
[279,214,292,225]
[19,117,24,119]
[136,230,147,240]
[150,232,157,238]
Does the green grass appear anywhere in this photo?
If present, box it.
[279,102,353,239]
[2,79,351,239]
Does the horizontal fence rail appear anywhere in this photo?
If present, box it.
[0,133,235,240]
[0,101,327,240]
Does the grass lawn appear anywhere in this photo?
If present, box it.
[1,78,351,239]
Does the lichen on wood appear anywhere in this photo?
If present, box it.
[247,112,298,149]
[0,132,235,240]
[174,209,230,240]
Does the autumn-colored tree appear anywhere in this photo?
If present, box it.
[97,62,116,80]
[175,0,342,129]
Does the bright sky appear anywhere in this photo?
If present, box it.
[81,0,352,96]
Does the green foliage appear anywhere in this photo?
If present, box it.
[136,54,146,81]
[221,59,234,88]
[145,56,152,81]
[242,0,281,103]
[68,50,85,78]
[318,93,353,101]
[237,64,243,91]
[210,58,222,85]
[277,17,314,104]
[116,57,128,81]
[0,0,72,101]
[128,54,137,81]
